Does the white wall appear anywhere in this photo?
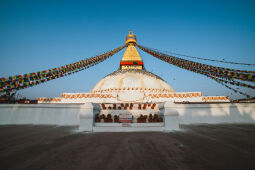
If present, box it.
[0,103,254,130]
[0,104,82,126]
[172,103,255,124]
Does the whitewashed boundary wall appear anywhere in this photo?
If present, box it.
[173,103,255,124]
[0,104,83,126]
[0,103,254,132]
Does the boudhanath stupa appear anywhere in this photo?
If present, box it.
[38,31,229,105]
[36,31,232,131]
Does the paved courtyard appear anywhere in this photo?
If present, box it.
[0,124,255,170]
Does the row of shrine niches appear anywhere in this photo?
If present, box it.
[95,113,163,123]
[101,103,157,110]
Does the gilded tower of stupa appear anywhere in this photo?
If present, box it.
[120,31,144,70]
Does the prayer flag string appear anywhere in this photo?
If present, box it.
[0,45,126,93]
[137,44,254,98]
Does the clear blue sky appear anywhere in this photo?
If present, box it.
[0,0,255,99]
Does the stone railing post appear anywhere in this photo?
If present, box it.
[163,102,179,131]
[79,103,94,131]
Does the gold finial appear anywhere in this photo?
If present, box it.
[126,30,136,44]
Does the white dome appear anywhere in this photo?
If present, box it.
[91,69,174,92]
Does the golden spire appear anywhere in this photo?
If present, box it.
[120,31,144,70]
[125,30,137,44]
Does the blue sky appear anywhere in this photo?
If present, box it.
[0,0,255,99]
